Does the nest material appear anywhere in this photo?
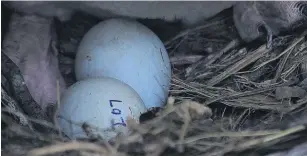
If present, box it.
[2,5,307,156]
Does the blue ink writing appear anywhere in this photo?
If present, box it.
[109,100,122,107]
[112,117,126,126]
[109,100,126,127]
[112,108,121,115]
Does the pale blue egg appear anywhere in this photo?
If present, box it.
[75,18,171,110]
[57,77,146,140]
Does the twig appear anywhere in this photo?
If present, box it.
[172,77,216,98]
[272,41,299,83]
[265,24,273,49]
[206,44,271,86]
[168,35,188,54]
[55,80,62,138]
[232,109,249,130]
[27,141,107,156]
[235,125,306,151]
[164,17,228,46]
[206,124,306,156]
[170,55,204,65]
[287,96,307,113]
[2,116,65,143]
[248,33,306,74]
[221,100,286,112]
[2,108,57,130]
[1,87,32,128]
[183,130,281,144]
[186,39,239,78]
[176,106,191,152]
[205,83,284,105]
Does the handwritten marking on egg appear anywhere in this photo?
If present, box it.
[57,77,146,140]
[75,18,171,110]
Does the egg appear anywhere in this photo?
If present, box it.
[75,18,171,110]
[57,77,146,140]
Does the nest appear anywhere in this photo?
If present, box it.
[2,6,307,156]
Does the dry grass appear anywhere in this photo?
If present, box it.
[2,8,307,156]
